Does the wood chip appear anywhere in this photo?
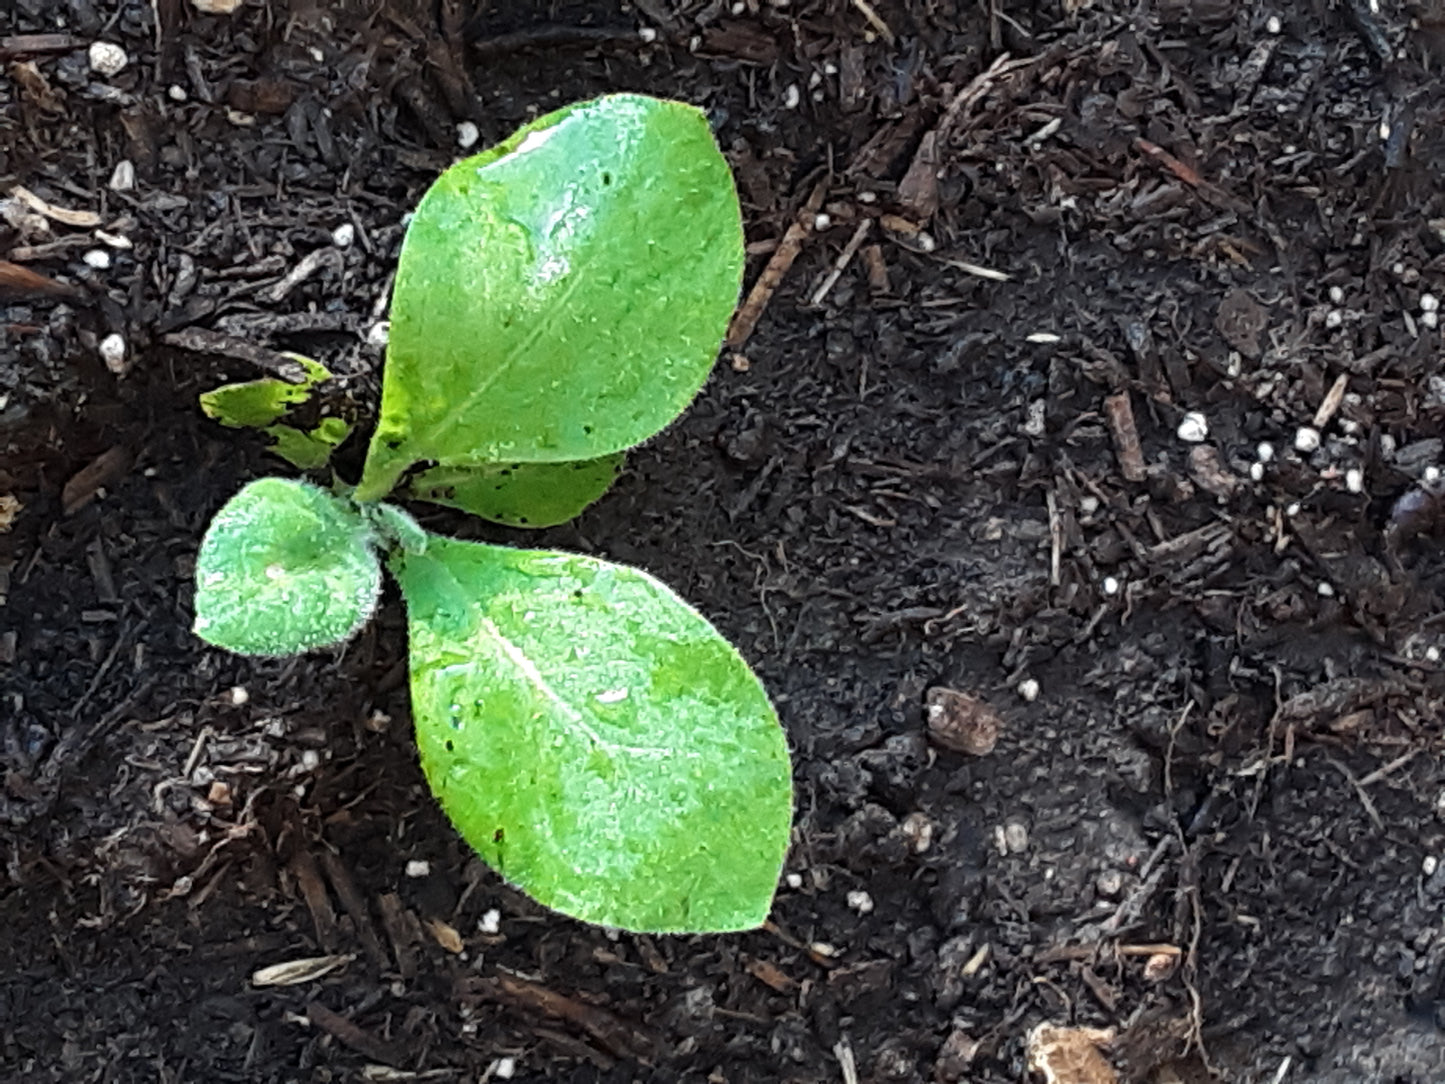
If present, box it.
[289,848,339,954]
[744,956,799,992]
[377,893,421,981]
[251,954,353,987]
[161,328,309,382]
[896,130,940,221]
[1313,372,1349,429]
[0,260,81,297]
[9,184,101,228]
[862,243,890,295]
[319,851,389,970]
[925,687,1000,755]
[1026,1024,1118,1084]
[424,917,464,954]
[62,446,133,515]
[1103,392,1146,482]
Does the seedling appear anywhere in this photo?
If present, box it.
[193,95,793,934]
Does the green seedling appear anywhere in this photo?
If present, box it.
[200,355,355,470]
[192,94,793,933]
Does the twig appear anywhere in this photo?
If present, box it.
[306,1002,410,1067]
[848,0,895,44]
[938,256,1010,281]
[1045,489,1062,587]
[1357,748,1419,787]
[726,180,827,349]
[1326,757,1384,832]
[0,34,82,59]
[810,219,873,305]
[1312,372,1349,429]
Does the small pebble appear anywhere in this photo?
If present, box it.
[1017,678,1040,702]
[366,321,390,349]
[478,908,501,934]
[813,213,831,230]
[99,332,127,374]
[456,121,480,150]
[1294,426,1321,453]
[783,84,801,110]
[228,685,249,706]
[405,859,431,878]
[1176,412,1209,443]
[1266,14,1282,33]
[89,41,129,76]
[109,160,136,191]
[1325,309,1343,329]
[83,248,112,270]
[1345,467,1364,493]
[785,872,804,889]
[1102,576,1120,596]
[1427,466,1441,484]
[1249,462,1265,482]
[168,84,188,102]
[1317,582,1335,598]
[638,26,659,42]
[1427,646,1442,663]
[493,1057,516,1080]
[1421,293,1439,313]
[1424,855,1439,878]
[1096,869,1124,897]
[1425,311,1440,330]
[331,222,355,248]
[1257,441,1276,462]
[901,812,934,854]
[1003,821,1029,854]
[846,889,875,915]
[1328,285,1345,304]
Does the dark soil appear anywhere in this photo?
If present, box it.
[5,1,1445,1081]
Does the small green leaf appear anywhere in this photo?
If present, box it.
[200,356,332,429]
[408,454,624,528]
[392,536,792,933]
[356,94,744,500]
[194,478,381,656]
[266,417,353,470]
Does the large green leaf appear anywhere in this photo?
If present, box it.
[392,536,792,932]
[194,478,381,655]
[355,94,744,500]
[407,454,624,528]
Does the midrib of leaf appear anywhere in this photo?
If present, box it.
[476,613,677,761]
[421,226,592,464]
